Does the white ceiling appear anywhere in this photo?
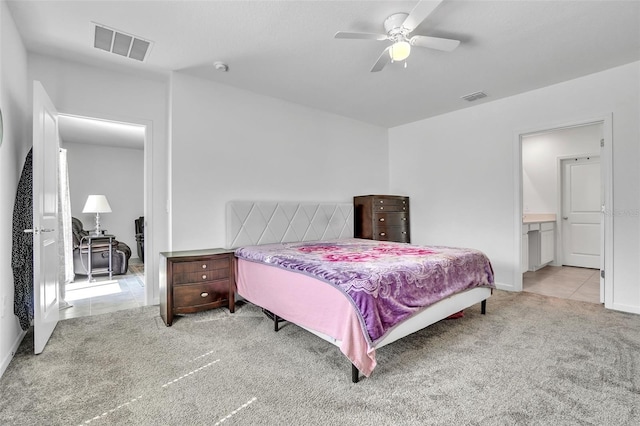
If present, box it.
[58,115,145,150]
[8,0,640,129]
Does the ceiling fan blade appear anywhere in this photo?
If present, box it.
[402,0,444,32]
[334,31,388,41]
[370,46,391,72]
[410,35,460,51]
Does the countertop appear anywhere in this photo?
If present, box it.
[523,213,557,224]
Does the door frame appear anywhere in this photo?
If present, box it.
[513,114,613,308]
[58,108,153,305]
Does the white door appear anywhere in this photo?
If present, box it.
[32,81,60,354]
[562,156,600,269]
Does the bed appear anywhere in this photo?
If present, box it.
[227,201,495,382]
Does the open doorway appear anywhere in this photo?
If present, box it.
[516,116,613,307]
[56,114,146,319]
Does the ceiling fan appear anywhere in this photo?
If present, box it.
[334,0,460,72]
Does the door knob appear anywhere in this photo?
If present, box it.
[23,227,55,234]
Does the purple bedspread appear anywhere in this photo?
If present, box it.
[235,238,495,344]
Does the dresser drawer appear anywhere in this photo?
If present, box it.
[374,212,409,226]
[373,203,409,213]
[373,197,408,206]
[373,197,408,211]
[374,226,410,242]
[173,280,230,309]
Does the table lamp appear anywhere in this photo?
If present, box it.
[82,194,112,235]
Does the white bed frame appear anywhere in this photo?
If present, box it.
[226,200,491,382]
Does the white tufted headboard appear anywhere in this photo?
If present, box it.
[226,201,354,249]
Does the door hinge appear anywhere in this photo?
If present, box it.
[600,138,604,147]
[600,270,605,279]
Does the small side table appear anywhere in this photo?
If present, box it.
[159,248,236,326]
[81,234,115,281]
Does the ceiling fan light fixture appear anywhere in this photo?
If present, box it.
[389,40,411,62]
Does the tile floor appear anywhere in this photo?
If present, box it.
[523,265,601,304]
[60,259,145,320]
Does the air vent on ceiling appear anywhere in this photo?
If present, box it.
[461,91,487,102]
[93,23,152,62]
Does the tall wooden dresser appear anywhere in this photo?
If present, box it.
[354,195,410,243]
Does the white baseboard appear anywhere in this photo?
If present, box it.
[0,328,27,379]
[610,302,640,315]
[495,281,515,291]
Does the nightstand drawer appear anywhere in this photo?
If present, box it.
[173,257,229,274]
[173,280,230,309]
[173,268,229,285]
[374,212,408,226]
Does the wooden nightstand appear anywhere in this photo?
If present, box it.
[159,248,235,326]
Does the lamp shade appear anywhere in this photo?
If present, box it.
[389,41,411,61]
[82,195,112,213]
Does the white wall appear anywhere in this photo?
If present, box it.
[0,0,30,376]
[63,141,144,260]
[170,72,389,251]
[28,53,169,305]
[522,123,602,214]
[389,61,640,314]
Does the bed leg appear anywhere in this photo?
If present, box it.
[351,364,359,383]
[262,308,285,332]
[481,299,487,315]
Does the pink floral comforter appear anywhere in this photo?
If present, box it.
[235,238,495,344]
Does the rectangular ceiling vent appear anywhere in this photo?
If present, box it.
[93,23,152,62]
[461,91,487,102]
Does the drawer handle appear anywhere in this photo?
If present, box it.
[402,231,407,235]
[202,264,207,269]
[379,218,385,222]
[380,207,384,210]
[380,232,386,236]
[403,207,406,210]
[402,217,407,221]
[200,292,209,298]
[202,274,207,280]
[379,200,384,203]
